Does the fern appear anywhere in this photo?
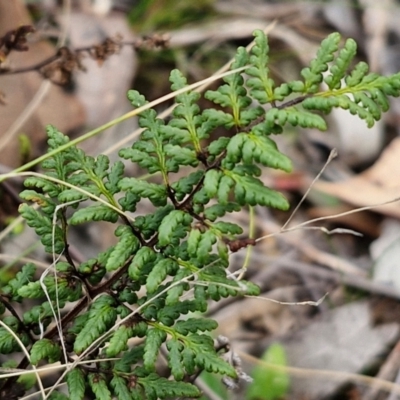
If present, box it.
[1,30,399,399]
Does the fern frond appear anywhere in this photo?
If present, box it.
[10,27,400,400]
[143,328,167,371]
[247,29,275,103]
[157,210,193,247]
[0,316,31,354]
[325,37,357,90]
[67,368,86,400]
[138,374,201,400]
[1,263,36,302]
[106,325,135,357]
[301,32,341,93]
[30,338,61,365]
[225,132,293,171]
[206,46,261,126]
[74,295,117,355]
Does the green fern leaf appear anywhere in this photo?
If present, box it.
[273,82,292,100]
[203,202,240,222]
[93,154,110,180]
[189,230,217,263]
[74,295,117,354]
[265,107,327,130]
[143,328,167,371]
[215,175,235,205]
[105,226,140,271]
[217,240,229,262]
[110,376,132,400]
[207,282,236,301]
[19,190,56,214]
[174,318,218,335]
[46,124,70,148]
[165,269,191,305]
[0,330,22,354]
[23,176,60,197]
[187,228,201,256]
[200,108,236,134]
[18,274,81,303]
[67,313,89,336]
[118,177,167,206]
[369,87,390,111]
[146,258,178,294]
[242,280,261,296]
[203,169,223,198]
[179,346,195,375]
[57,189,88,203]
[43,126,84,181]
[127,89,146,108]
[118,191,140,212]
[16,367,36,391]
[380,73,400,96]
[199,266,241,300]
[19,203,64,253]
[345,61,369,86]
[30,338,61,365]
[22,302,53,330]
[106,325,134,357]
[161,125,191,144]
[139,374,201,400]
[69,204,120,224]
[169,69,204,151]
[247,29,275,103]
[2,263,36,301]
[158,210,193,247]
[207,135,231,157]
[157,301,198,326]
[206,47,252,126]
[190,334,236,377]
[16,281,43,299]
[119,147,160,174]
[213,221,243,235]
[67,368,86,400]
[114,345,145,373]
[171,171,204,201]
[67,171,93,189]
[88,373,112,400]
[353,91,381,120]
[225,132,293,171]
[123,92,172,174]
[128,247,157,280]
[164,144,198,167]
[0,316,30,354]
[187,229,217,264]
[301,32,341,93]
[105,160,124,195]
[133,205,174,239]
[302,95,376,127]
[325,37,357,90]
[227,171,289,209]
[249,133,293,170]
[48,391,70,400]
[166,339,185,380]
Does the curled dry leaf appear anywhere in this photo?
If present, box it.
[0,24,35,65]
[40,46,86,85]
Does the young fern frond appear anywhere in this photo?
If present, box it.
[2,29,400,399]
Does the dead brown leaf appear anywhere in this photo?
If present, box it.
[314,138,400,218]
